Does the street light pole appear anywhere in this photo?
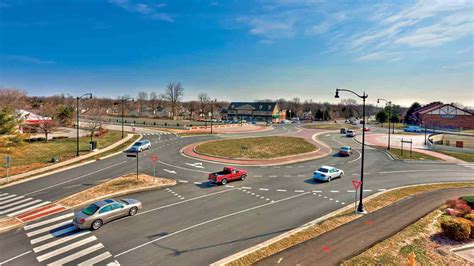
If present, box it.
[335,88,368,214]
[76,93,92,157]
[211,99,217,134]
[120,97,134,138]
[377,98,392,150]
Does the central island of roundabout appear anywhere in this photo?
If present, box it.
[181,133,332,166]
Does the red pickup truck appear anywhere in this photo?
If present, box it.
[208,166,248,185]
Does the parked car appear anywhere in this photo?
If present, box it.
[404,126,422,133]
[130,140,151,152]
[346,130,356,137]
[208,166,247,185]
[340,128,347,134]
[313,166,344,182]
[73,198,142,230]
[339,146,353,156]
[363,127,370,131]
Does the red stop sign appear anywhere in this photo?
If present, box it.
[151,155,158,163]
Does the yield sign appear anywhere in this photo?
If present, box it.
[151,154,158,163]
[352,180,362,189]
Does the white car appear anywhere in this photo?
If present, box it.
[130,140,151,152]
[346,130,356,137]
[313,166,344,182]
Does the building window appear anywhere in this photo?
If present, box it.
[268,105,271,110]
[259,105,262,110]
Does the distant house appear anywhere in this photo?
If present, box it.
[411,102,474,130]
[225,102,286,122]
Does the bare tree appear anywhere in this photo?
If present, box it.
[149,92,158,113]
[0,88,28,109]
[163,82,184,120]
[197,93,210,119]
[83,99,105,142]
[137,91,148,116]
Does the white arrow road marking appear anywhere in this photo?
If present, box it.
[185,163,205,169]
[163,169,177,174]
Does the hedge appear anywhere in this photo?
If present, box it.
[441,217,472,241]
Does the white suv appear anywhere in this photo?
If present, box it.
[346,130,356,137]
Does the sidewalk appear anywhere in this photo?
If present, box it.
[181,128,332,166]
[256,187,474,266]
[357,133,465,163]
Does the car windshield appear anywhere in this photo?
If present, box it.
[82,203,100,215]
[341,147,350,151]
[133,142,141,146]
[318,168,329,173]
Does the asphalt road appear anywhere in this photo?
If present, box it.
[0,124,472,265]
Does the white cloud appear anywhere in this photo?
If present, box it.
[355,51,401,62]
[442,61,474,70]
[3,55,55,65]
[109,0,173,22]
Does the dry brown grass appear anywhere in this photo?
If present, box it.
[343,209,470,265]
[227,182,474,266]
[195,136,317,159]
[57,173,176,208]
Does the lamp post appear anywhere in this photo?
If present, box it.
[76,93,93,157]
[377,98,392,150]
[335,88,368,214]
[211,99,217,134]
[120,97,134,138]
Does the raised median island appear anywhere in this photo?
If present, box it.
[194,136,317,160]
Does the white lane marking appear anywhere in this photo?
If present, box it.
[194,182,202,185]
[277,189,287,192]
[6,201,51,217]
[37,236,97,262]
[251,193,255,196]
[379,170,466,174]
[178,180,189,183]
[185,162,205,169]
[294,190,305,193]
[0,193,8,197]
[0,199,43,215]
[33,230,90,253]
[363,189,372,192]
[254,175,262,178]
[335,200,339,203]
[259,188,269,191]
[115,192,310,258]
[77,251,112,266]
[378,189,386,191]
[0,195,26,206]
[0,194,17,201]
[283,175,291,178]
[312,190,322,193]
[286,166,293,168]
[0,251,32,265]
[30,225,77,245]
[138,189,235,216]
[269,175,277,178]
[297,175,305,177]
[329,198,333,201]
[47,243,105,266]
[347,148,362,163]
[23,161,128,197]
[330,190,340,193]
[0,197,32,209]
[225,185,235,188]
[27,220,72,237]
[347,190,356,193]
[260,196,265,199]
[324,196,328,199]
[158,160,209,174]
[163,169,177,174]
[242,187,252,190]
[24,213,74,231]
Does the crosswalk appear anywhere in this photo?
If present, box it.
[458,163,474,170]
[24,212,119,265]
[142,132,172,136]
[0,192,62,219]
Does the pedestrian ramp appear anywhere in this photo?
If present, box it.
[24,212,119,265]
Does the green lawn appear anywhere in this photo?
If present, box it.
[195,136,317,159]
[386,147,439,161]
[436,150,474,162]
[303,123,359,130]
[0,130,125,176]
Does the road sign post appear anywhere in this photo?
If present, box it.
[151,154,158,178]
[126,151,139,179]
[352,180,362,213]
[5,156,11,182]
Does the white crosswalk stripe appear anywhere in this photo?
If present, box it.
[0,192,51,217]
[458,163,474,170]
[25,213,118,265]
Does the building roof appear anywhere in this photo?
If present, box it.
[16,109,52,124]
[417,103,473,115]
[227,102,278,111]
[413,102,444,115]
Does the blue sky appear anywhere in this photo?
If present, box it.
[0,0,473,106]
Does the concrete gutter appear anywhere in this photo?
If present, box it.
[211,182,474,266]
[0,133,140,188]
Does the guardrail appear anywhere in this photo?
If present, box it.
[427,132,474,154]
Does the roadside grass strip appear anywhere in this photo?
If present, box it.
[23,212,117,265]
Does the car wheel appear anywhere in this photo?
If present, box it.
[328,176,332,182]
[129,207,138,216]
[91,219,103,230]
[221,178,228,185]
[241,174,247,181]
[339,172,344,178]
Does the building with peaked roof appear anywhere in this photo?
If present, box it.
[413,102,474,130]
[225,102,286,122]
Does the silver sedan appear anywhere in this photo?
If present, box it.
[73,198,142,230]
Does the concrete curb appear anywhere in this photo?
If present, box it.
[211,181,474,266]
[179,131,332,167]
[0,134,141,188]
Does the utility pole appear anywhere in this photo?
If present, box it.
[377,98,392,150]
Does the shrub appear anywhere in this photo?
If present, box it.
[460,196,474,208]
[445,208,459,216]
[465,213,474,222]
[446,199,466,209]
[455,203,472,216]
[441,217,471,241]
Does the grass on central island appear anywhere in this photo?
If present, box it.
[386,147,439,160]
[194,136,317,159]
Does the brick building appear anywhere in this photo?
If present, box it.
[224,102,286,122]
[413,102,474,130]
